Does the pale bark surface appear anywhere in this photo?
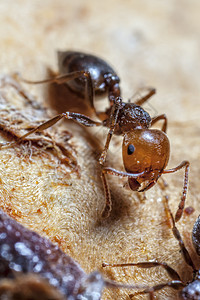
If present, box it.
[0,1,200,299]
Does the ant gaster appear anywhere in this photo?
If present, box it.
[103,197,200,299]
[2,51,189,219]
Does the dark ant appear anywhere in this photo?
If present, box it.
[103,197,200,299]
[1,51,189,219]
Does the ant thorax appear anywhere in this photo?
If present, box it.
[103,102,152,135]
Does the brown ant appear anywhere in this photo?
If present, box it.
[103,197,200,299]
[1,51,189,219]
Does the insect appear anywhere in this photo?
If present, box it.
[103,197,199,299]
[1,51,189,219]
[0,209,152,299]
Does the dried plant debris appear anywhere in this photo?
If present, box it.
[0,209,106,300]
[0,75,78,172]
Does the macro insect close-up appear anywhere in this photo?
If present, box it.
[1,51,190,220]
[0,1,199,300]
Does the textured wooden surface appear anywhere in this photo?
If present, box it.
[0,1,200,299]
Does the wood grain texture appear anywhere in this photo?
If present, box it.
[0,1,199,299]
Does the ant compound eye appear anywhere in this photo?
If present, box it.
[127,144,135,155]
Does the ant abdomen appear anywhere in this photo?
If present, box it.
[57,51,120,98]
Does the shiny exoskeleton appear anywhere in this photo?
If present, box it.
[103,197,200,299]
[2,51,189,219]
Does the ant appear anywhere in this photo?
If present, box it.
[0,51,189,219]
[103,197,200,299]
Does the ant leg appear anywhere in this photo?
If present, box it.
[133,87,156,106]
[151,114,168,133]
[163,161,190,222]
[99,97,122,166]
[17,70,96,113]
[102,167,145,179]
[164,196,197,272]
[0,112,102,148]
[130,281,185,299]
[104,277,184,300]
[102,261,181,281]
[103,261,184,299]
[100,167,145,218]
[101,171,112,218]
[139,181,156,192]
[158,177,168,190]
[104,278,155,297]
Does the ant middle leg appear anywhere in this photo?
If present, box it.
[163,161,190,222]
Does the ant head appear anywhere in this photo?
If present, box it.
[122,129,170,191]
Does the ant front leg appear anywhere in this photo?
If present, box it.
[0,112,102,148]
[17,70,96,115]
[99,97,122,166]
[163,161,190,222]
[101,171,112,218]
[99,97,123,218]
[100,167,145,218]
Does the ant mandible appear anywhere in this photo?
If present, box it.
[2,51,189,219]
[103,197,199,299]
